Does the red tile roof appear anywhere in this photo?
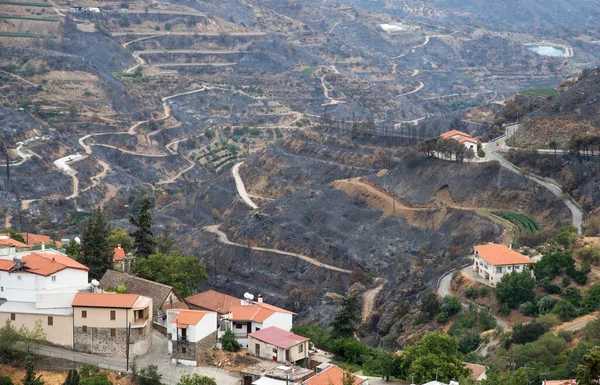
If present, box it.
[172,310,208,328]
[229,305,275,322]
[113,246,126,262]
[459,136,478,144]
[0,237,28,248]
[185,290,240,314]
[72,293,140,308]
[21,233,58,246]
[254,301,296,315]
[248,326,308,349]
[440,130,472,139]
[544,380,576,385]
[0,253,89,276]
[304,365,364,385]
[465,363,487,380]
[474,244,534,266]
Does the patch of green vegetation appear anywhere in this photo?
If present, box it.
[520,88,559,97]
[0,14,58,21]
[491,210,540,233]
[301,67,316,75]
[0,0,51,6]
[0,31,55,38]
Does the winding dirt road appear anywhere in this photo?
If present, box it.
[232,162,258,209]
[203,225,352,274]
[362,278,386,322]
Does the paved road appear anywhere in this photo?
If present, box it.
[203,225,353,274]
[232,162,259,209]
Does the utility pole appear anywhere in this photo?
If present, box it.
[126,322,131,371]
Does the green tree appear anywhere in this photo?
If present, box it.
[220,330,241,352]
[133,251,208,297]
[0,374,13,385]
[107,227,133,253]
[156,225,176,254]
[129,198,155,258]
[0,319,20,357]
[80,207,112,279]
[399,332,469,383]
[176,374,216,385]
[331,296,361,339]
[420,292,440,319]
[65,241,81,260]
[79,366,112,385]
[22,358,44,385]
[576,346,600,385]
[63,370,80,385]
[19,320,46,353]
[556,224,578,248]
[495,271,535,308]
[341,372,355,385]
[137,365,162,385]
[552,299,578,322]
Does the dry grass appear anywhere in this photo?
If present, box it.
[0,363,134,385]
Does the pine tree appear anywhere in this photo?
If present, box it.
[22,358,44,385]
[156,224,176,254]
[80,207,112,279]
[129,198,155,258]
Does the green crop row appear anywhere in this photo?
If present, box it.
[491,210,540,233]
[0,1,52,7]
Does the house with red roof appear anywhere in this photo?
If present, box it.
[227,294,296,348]
[248,326,309,365]
[111,244,135,273]
[440,129,478,152]
[185,289,240,316]
[303,364,367,385]
[0,235,31,257]
[72,292,153,358]
[473,243,535,286]
[0,251,91,347]
[166,309,218,366]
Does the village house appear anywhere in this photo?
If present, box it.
[473,243,535,286]
[111,245,135,273]
[542,380,576,385]
[465,363,487,381]
[166,309,218,366]
[227,294,295,348]
[0,251,91,347]
[303,364,367,385]
[0,236,30,256]
[247,326,309,366]
[185,289,239,316]
[21,233,59,247]
[99,270,188,330]
[72,292,153,358]
[440,130,478,151]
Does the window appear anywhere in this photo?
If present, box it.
[495,267,503,274]
[255,344,260,356]
[299,344,303,353]
[138,328,142,336]
[515,265,521,270]
[110,310,116,320]
[82,310,87,318]
[17,276,21,281]
[1,287,3,292]
[48,316,53,326]
[82,326,87,333]
[255,327,260,332]
[235,324,243,329]
[10,313,15,321]
[51,276,56,282]
[182,347,186,354]
[110,328,116,337]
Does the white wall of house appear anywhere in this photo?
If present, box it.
[0,312,73,347]
[166,311,217,342]
[262,312,293,332]
[35,269,88,291]
[36,290,79,309]
[248,338,308,363]
[473,255,534,286]
[0,272,37,302]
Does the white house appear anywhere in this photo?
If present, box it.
[473,244,535,286]
[226,294,295,348]
[440,130,478,151]
[0,251,91,347]
[166,309,218,366]
[248,326,309,365]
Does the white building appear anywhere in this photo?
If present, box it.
[248,326,309,365]
[166,309,218,366]
[226,294,295,348]
[0,251,91,347]
[440,130,478,151]
[473,244,535,286]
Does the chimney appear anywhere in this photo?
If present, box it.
[257,294,263,303]
[8,244,15,257]
[41,242,45,250]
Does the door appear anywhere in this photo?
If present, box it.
[246,323,251,334]
[255,343,260,356]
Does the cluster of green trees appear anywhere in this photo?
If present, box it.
[0,319,46,358]
[71,198,208,296]
[416,137,476,163]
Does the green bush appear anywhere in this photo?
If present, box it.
[499,303,510,316]
[511,322,548,344]
[220,330,241,352]
[519,301,537,317]
[138,365,162,385]
[437,312,449,324]
[464,286,479,299]
[440,296,462,316]
[552,300,578,322]
[479,286,490,297]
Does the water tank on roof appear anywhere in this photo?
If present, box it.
[244,292,254,301]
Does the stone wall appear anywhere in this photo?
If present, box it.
[171,331,217,363]
[73,321,152,358]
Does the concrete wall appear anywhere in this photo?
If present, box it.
[0,268,88,302]
[262,312,293,332]
[73,307,130,328]
[0,312,73,347]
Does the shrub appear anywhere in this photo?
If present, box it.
[552,299,578,322]
[511,322,548,344]
[437,312,449,324]
[538,295,559,314]
[464,286,478,299]
[499,303,510,316]
[220,330,241,352]
[562,286,583,307]
[519,301,537,317]
[138,365,162,385]
[495,271,535,308]
[479,287,490,297]
[164,23,172,30]
[0,375,13,385]
[441,296,462,316]
[479,310,497,331]
[562,277,571,287]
